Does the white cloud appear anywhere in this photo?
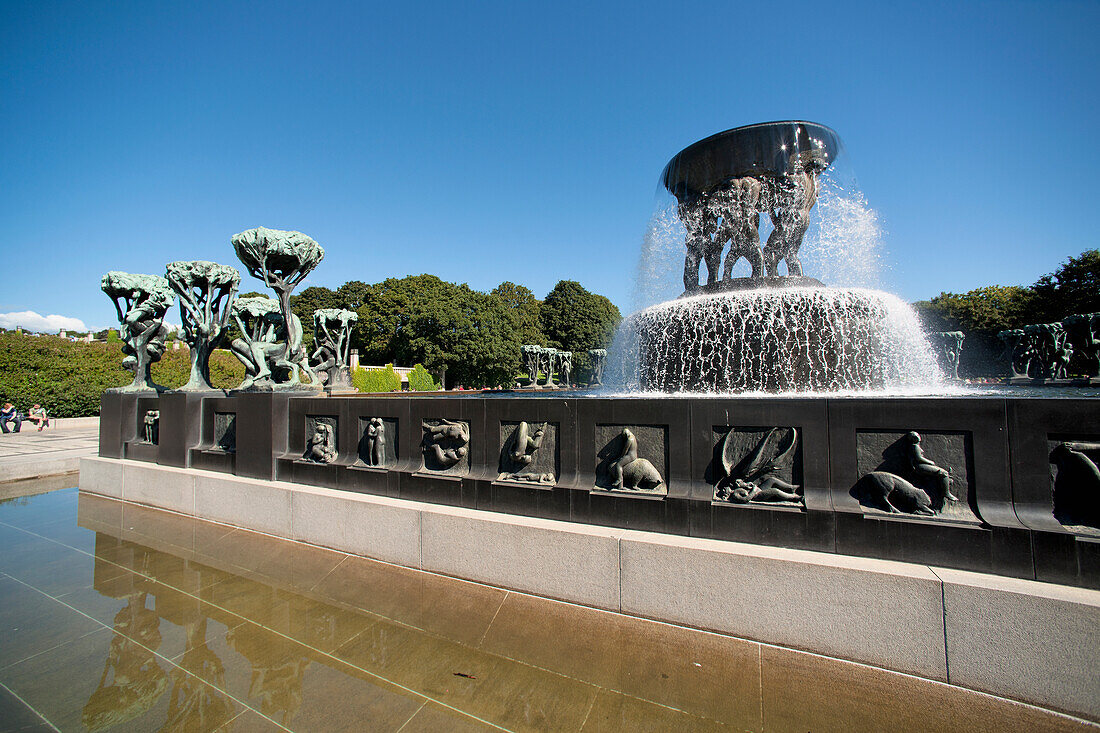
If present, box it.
[0,311,89,333]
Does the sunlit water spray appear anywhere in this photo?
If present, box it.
[613,123,945,395]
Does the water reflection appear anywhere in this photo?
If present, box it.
[0,487,1092,732]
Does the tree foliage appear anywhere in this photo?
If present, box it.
[354,275,524,388]
[912,249,1100,377]
[491,281,545,346]
[539,280,621,378]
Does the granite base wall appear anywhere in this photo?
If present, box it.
[98,391,1100,589]
[78,456,1100,721]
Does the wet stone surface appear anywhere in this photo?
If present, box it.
[0,481,1093,732]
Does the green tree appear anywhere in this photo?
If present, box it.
[912,285,1034,335]
[540,280,621,378]
[490,281,544,346]
[1030,249,1100,322]
[289,286,341,348]
[354,275,523,388]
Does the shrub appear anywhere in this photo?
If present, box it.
[353,364,401,393]
[407,363,439,391]
[0,334,244,417]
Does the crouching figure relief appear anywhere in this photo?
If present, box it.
[596,427,666,495]
[422,419,470,474]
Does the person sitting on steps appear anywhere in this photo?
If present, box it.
[26,404,48,431]
[1,402,22,433]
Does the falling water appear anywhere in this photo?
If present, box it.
[614,123,946,395]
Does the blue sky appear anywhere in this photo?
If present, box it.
[1,0,1097,332]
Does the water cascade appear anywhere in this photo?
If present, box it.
[613,121,945,394]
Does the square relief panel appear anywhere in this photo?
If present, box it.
[1048,434,1100,535]
[853,430,977,522]
[594,424,667,496]
[421,419,470,475]
[709,427,803,507]
[358,417,398,468]
[213,412,236,453]
[498,421,558,485]
[303,415,338,463]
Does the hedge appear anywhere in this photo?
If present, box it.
[0,333,244,418]
[407,363,439,391]
[352,364,402,393]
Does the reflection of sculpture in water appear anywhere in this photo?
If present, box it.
[1050,441,1100,529]
[82,592,169,731]
[143,410,159,444]
[906,431,957,503]
[714,427,802,504]
[163,616,235,732]
[365,417,386,466]
[607,428,664,491]
[306,422,337,463]
[423,420,469,469]
[226,624,311,726]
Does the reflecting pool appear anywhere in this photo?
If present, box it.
[0,483,1092,732]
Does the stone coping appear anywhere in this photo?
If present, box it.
[79,456,1100,721]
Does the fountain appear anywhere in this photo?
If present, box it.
[615,121,944,394]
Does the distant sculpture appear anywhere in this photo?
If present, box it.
[763,168,818,277]
[588,348,607,386]
[714,178,766,281]
[607,428,664,492]
[1050,441,1100,528]
[165,260,241,391]
[929,331,965,380]
[101,271,177,391]
[143,410,160,444]
[1024,323,1071,379]
[680,192,721,291]
[998,328,1031,379]
[852,471,935,515]
[521,345,543,384]
[305,422,336,463]
[232,227,324,390]
[714,427,802,504]
[423,420,469,470]
[1064,314,1100,378]
[310,308,358,389]
[365,417,386,466]
[555,351,573,386]
[228,297,284,389]
[906,431,957,502]
[541,348,558,388]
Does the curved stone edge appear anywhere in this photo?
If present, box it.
[78,455,1100,722]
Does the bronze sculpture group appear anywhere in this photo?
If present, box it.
[999,315,1098,381]
[102,227,359,393]
[677,160,823,293]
